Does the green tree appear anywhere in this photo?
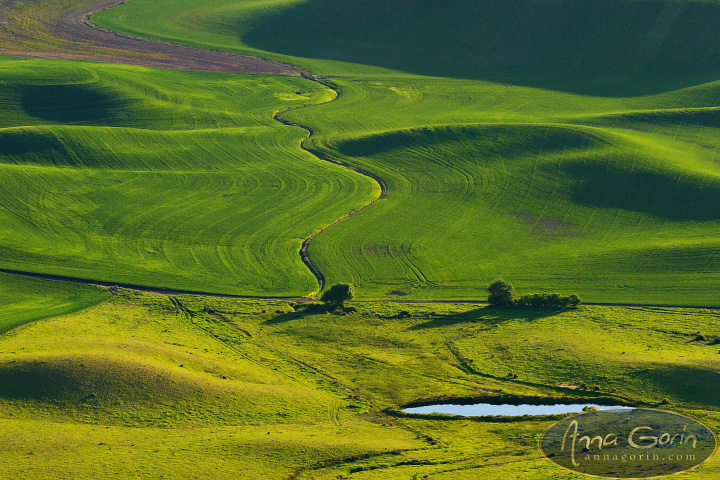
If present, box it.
[320,283,355,307]
[568,294,582,306]
[487,279,515,306]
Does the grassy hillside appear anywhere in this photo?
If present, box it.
[2,3,718,478]
[244,0,720,96]
[0,272,108,334]
[94,0,720,95]
[297,82,720,302]
[1,288,718,478]
[2,2,719,479]
[0,56,378,296]
[0,288,421,479]
[91,0,720,304]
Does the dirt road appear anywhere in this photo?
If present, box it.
[0,0,296,74]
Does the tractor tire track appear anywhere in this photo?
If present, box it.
[2,1,718,308]
[1,0,387,295]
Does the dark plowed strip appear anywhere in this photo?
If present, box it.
[0,0,297,75]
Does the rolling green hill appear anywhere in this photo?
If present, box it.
[1,2,719,478]
[296,83,720,302]
[92,0,720,304]
[0,56,377,296]
[95,0,720,95]
[0,287,423,479]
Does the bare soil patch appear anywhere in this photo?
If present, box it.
[0,0,296,74]
[510,212,578,239]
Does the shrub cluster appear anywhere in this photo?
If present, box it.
[487,279,581,308]
[514,293,581,308]
[487,279,515,306]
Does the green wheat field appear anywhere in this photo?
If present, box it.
[1,0,719,478]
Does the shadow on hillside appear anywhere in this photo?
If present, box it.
[566,162,720,221]
[0,129,66,158]
[408,306,566,330]
[0,361,83,400]
[244,0,720,96]
[631,365,720,408]
[337,123,595,158]
[17,84,129,125]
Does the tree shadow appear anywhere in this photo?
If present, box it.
[263,309,310,325]
[262,303,354,325]
[408,306,568,330]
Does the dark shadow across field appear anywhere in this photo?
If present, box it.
[17,84,130,124]
[0,129,65,158]
[631,365,720,408]
[0,361,84,401]
[565,162,720,221]
[244,0,720,96]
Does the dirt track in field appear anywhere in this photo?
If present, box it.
[4,268,720,310]
[0,0,297,74]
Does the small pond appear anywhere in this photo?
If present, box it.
[402,403,632,417]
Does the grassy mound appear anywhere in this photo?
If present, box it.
[0,356,201,403]
[0,354,336,425]
[0,291,349,426]
[306,122,720,303]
